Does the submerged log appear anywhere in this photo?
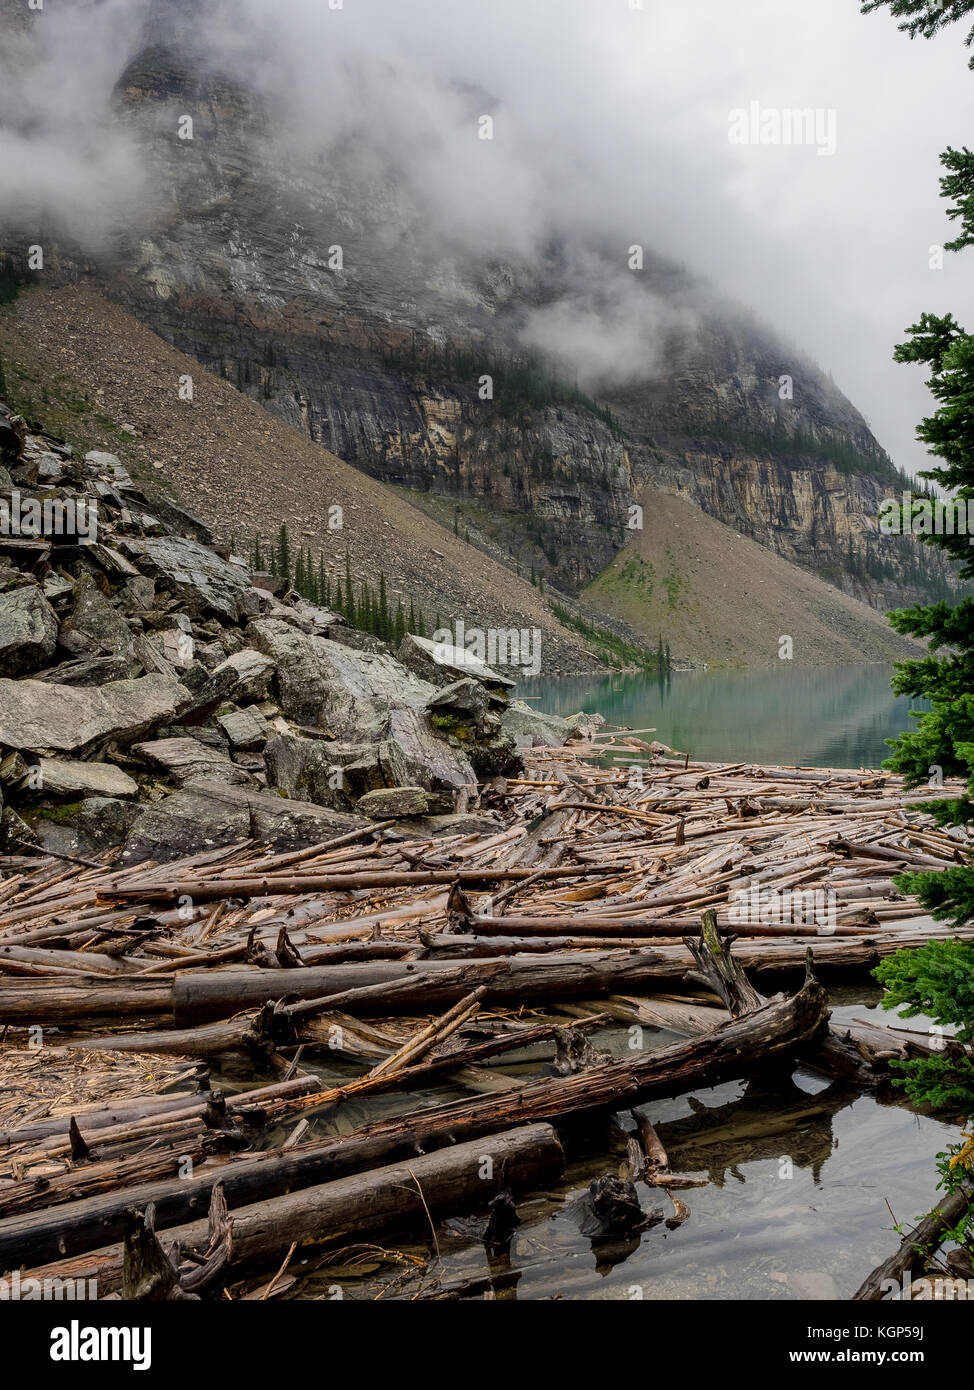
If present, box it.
[1,966,827,1270]
[16,1125,565,1294]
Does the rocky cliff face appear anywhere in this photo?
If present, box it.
[9,0,954,620]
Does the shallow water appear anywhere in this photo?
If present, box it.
[213,992,962,1301]
[520,664,928,770]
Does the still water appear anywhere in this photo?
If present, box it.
[221,993,960,1302]
[520,663,927,770]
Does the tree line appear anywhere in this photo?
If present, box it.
[252,523,440,645]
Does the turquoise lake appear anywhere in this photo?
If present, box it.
[520,663,927,770]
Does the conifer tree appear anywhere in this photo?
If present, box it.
[344,554,355,626]
[861,2,974,65]
[378,573,389,641]
[277,522,292,584]
[882,149,974,924]
[869,140,974,1147]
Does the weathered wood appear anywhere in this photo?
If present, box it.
[0,970,826,1270]
[17,1125,566,1292]
[0,739,968,1300]
[170,952,682,1025]
[465,914,866,939]
[685,910,764,1016]
[852,1186,973,1299]
[100,864,609,906]
[0,976,171,1025]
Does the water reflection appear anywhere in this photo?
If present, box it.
[520,663,928,770]
[278,1037,959,1301]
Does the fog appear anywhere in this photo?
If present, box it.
[1,0,971,472]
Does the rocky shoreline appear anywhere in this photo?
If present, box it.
[0,400,598,867]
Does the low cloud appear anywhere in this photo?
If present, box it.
[0,0,969,470]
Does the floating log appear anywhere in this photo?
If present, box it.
[852,1186,973,1300]
[170,953,683,1026]
[99,864,610,906]
[1,741,969,1301]
[0,965,826,1270]
[13,1124,565,1293]
[0,976,172,1025]
[464,914,870,939]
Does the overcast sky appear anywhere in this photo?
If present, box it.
[2,0,971,476]
[276,0,967,477]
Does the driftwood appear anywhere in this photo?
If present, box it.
[19,1125,565,1294]
[100,865,610,907]
[1,742,970,1299]
[0,966,826,1271]
[852,1185,973,1299]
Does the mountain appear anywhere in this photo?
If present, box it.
[0,284,601,673]
[0,0,945,668]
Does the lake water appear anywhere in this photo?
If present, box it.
[225,989,961,1302]
[520,663,926,770]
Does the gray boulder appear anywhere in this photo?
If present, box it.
[397,633,515,700]
[58,571,134,662]
[383,812,501,838]
[563,711,606,740]
[426,678,490,722]
[249,619,476,791]
[77,796,141,854]
[217,707,268,750]
[33,758,139,799]
[121,535,258,623]
[0,675,189,753]
[84,451,132,488]
[387,705,478,790]
[501,701,570,748]
[211,648,276,703]
[123,779,368,864]
[37,655,133,687]
[0,585,58,676]
[265,734,413,808]
[0,417,23,468]
[326,625,387,655]
[36,453,66,485]
[132,736,255,786]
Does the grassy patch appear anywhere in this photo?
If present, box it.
[549,600,661,671]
